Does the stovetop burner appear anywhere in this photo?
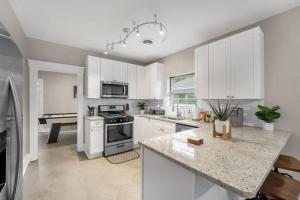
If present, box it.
[99,113,127,119]
[98,105,134,124]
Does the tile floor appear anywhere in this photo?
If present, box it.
[23,133,141,200]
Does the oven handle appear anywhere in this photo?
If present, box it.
[105,121,133,127]
[8,77,22,200]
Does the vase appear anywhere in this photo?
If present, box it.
[140,110,145,114]
[263,122,274,131]
[215,120,230,133]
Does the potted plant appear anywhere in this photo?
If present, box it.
[137,102,147,114]
[209,102,238,134]
[255,105,280,131]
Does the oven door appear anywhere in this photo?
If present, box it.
[105,122,133,147]
[101,81,128,98]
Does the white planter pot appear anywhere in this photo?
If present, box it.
[263,123,274,131]
[140,110,145,114]
[215,120,230,133]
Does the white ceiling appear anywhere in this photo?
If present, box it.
[10,0,300,63]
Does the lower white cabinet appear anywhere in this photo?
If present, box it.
[134,117,176,144]
[84,117,104,159]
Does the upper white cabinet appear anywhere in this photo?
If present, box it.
[100,58,114,81]
[230,28,264,99]
[85,56,165,99]
[195,45,209,99]
[113,61,128,82]
[136,66,146,99]
[195,27,264,100]
[85,56,101,98]
[128,64,138,99]
[209,38,231,99]
[100,59,128,82]
[145,62,164,99]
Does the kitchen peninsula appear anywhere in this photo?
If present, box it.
[140,126,291,200]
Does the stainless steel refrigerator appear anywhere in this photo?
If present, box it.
[0,22,23,200]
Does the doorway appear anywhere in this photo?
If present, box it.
[37,71,78,151]
[28,60,84,161]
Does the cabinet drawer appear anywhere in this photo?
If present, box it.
[90,120,103,128]
[151,119,176,131]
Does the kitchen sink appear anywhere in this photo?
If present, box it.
[161,116,184,120]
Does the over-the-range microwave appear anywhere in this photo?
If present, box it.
[100,81,128,98]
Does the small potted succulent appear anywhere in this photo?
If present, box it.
[209,101,238,134]
[137,101,147,114]
[255,105,280,131]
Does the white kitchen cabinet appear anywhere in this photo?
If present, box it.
[140,117,153,140]
[100,58,128,82]
[133,116,142,145]
[151,119,176,137]
[230,28,264,99]
[195,27,264,100]
[100,58,114,81]
[145,62,164,99]
[194,45,209,99]
[136,66,146,99]
[128,64,138,99]
[209,38,231,99]
[135,117,176,142]
[85,56,101,98]
[113,61,128,82]
[84,117,104,159]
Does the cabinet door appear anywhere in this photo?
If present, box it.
[90,127,103,154]
[86,56,100,98]
[128,64,137,99]
[136,66,145,99]
[140,118,152,140]
[134,117,141,144]
[144,66,151,99]
[113,61,128,82]
[209,38,230,99]
[195,45,209,99]
[100,58,113,81]
[230,32,254,99]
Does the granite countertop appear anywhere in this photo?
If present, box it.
[85,116,104,121]
[132,113,209,127]
[139,126,291,198]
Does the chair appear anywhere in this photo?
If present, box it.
[260,171,300,200]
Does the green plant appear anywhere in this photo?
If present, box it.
[137,102,146,110]
[209,101,238,121]
[255,105,280,123]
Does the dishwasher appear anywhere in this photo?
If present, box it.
[175,123,198,132]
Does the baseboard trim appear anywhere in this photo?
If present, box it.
[23,154,31,176]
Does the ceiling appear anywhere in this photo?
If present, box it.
[9,0,300,63]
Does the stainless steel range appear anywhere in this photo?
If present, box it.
[98,105,134,157]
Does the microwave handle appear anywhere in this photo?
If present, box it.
[8,77,22,200]
[123,85,126,95]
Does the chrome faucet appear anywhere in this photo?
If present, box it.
[172,98,182,119]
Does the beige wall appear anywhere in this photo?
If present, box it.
[159,7,300,178]
[38,71,77,114]
[26,38,145,67]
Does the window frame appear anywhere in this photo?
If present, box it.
[169,73,197,106]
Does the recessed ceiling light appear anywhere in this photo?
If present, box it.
[142,39,153,45]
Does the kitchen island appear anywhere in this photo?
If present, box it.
[139,125,291,200]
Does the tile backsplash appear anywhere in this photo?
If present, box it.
[84,97,163,115]
[85,96,263,127]
[197,99,264,127]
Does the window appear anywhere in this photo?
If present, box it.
[169,73,196,105]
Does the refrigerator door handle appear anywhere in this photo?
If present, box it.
[8,77,22,200]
